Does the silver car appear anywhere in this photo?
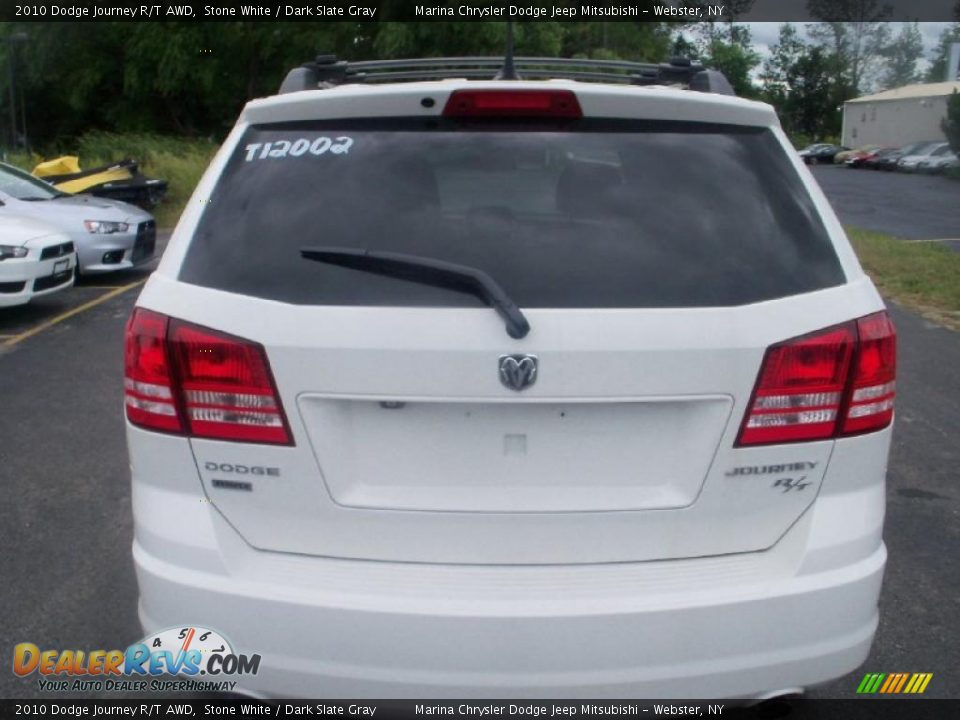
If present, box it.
[0,161,155,275]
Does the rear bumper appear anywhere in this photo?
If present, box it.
[132,420,888,699]
[135,537,883,699]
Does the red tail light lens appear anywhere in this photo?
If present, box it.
[738,311,896,446]
[842,312,897,435]
[169,322,291,444]
[443,89,582,118]
[124,309,182,433]
[738,323,855,445]
[124,309,292,445]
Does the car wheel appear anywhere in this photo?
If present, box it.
[810,157,819,166]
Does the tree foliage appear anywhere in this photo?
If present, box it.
[694,22,760,97]
[783,46,843,139]
[758,23,806,108]
[880,21,923,89]
[1,22,371,143]
[758,24,847,139]
[925,23,960,82]
[0,20,683,147]
[806,0,893,94]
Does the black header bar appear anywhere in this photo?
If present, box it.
[1,698,959,719]
[1,1,958,23]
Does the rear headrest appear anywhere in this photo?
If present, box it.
[556,161,624,217]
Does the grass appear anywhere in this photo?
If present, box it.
[847,227,960,330]
[6,132,218,229]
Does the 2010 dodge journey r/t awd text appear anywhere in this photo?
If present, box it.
[124,56,895,699]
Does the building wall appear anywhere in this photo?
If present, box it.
[842,96,948,147]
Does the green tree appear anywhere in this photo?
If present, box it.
[2,21,367,141]
[372,20,563,59]
[942,90,960,153]
[880,21,923,89]
[0,19,734,147]
[806,0,893,95]
[560,21,672,62]
[693,22,760,97]
[925,23,960,82]
[783,46,843,139]
[759,23,806,108]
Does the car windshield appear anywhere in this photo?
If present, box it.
[181,119,844,309]
[0,163,66,200]
[902,142,936,156]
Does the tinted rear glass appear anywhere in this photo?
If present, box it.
[180,119,844,308]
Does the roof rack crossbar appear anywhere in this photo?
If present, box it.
[347,69,660,85]
[278,55,734,96]
[347,57,665,72]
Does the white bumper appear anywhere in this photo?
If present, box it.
[130,428,888,699]
[0,250,74,307]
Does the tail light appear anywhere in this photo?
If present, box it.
[842,312,897,435]
[443,89,582,118]
[737,311,896,446]
[124,310,181,433]
[124,309,292,445]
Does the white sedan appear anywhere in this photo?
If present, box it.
[896,141,951,172]
[0,214,76,308]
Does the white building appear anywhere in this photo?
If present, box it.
[841,81,960,148]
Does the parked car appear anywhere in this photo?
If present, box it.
[862,147,902,170]
[799,143,848,164]
[897,142,951,172]
[0,161,156,276]
[846,147,890,168]
[125,56,895,699]
[915,145,958,174]
[0,214,75,307]
[834,145,880,164]
[873,141,939,171]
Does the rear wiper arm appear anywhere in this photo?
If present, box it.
[300,246,530,339]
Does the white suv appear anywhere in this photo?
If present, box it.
[125,57,895,699]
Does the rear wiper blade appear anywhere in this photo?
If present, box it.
[300,246,530,339]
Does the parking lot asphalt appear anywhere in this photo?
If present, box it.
[811,165,960,251]
[1,219,957,701]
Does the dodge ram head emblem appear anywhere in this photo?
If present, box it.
[499,354,538,391]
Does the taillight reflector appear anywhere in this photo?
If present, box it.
[442,89,582,118]
[738,311,896,446]
[124,309,292,445]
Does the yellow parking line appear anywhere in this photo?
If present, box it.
[2,280,146,348]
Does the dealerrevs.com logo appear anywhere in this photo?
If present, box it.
[13,626,260,693]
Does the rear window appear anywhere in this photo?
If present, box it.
[180,119,844,308]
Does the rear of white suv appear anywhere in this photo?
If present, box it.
[125,70,894,698]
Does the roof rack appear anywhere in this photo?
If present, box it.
[279,56,735,96]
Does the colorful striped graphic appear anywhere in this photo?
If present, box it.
[857,672,933,694]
